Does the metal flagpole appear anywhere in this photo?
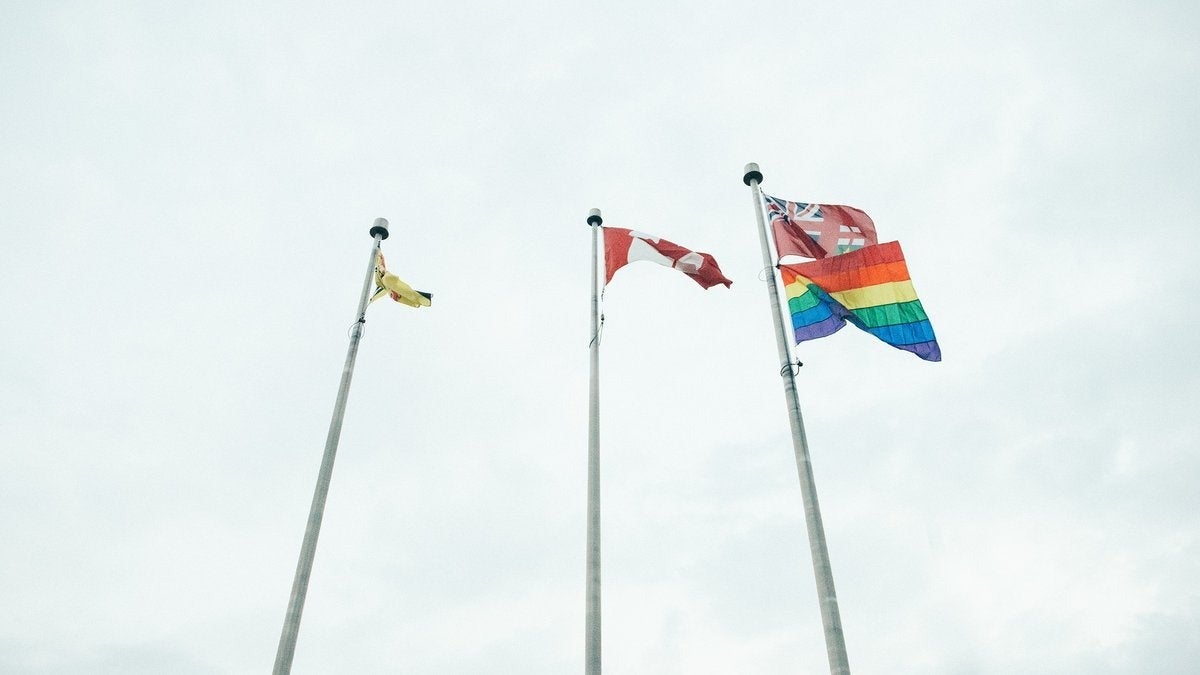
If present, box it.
[743,164,851,674]
[584,208,603,675]
[272,217,391,675]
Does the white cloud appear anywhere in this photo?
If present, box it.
[2,1,1198,672]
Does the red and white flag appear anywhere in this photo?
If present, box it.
[603,227,732,289]
[763,193,878,260]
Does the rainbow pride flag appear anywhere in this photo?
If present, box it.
[780,241,941,361]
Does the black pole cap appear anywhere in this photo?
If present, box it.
[369,217,390,239]
[743,162,763,186]
[587,208,603,226]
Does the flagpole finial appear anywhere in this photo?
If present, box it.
[587,208,603,226]
[369,217,390,240]
[743,163,763,186]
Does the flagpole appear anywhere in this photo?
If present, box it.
[585,207,603,675]
[743,164,851,675]
[272,217,390,675]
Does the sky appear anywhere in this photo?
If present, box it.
[1,1,1198,673]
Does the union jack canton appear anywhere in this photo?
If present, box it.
[763,193,878,261]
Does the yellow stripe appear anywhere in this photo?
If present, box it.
[830,279,918,309]
[783,275,815,299]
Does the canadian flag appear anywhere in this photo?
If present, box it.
[603,227,732,289]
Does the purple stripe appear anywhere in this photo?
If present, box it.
[794,313,846,343]
[895,340,942,362]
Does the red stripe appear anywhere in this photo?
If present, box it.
[782,241,908,291]
[603,227,634,284]
[805,259,910,292]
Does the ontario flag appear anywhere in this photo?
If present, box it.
[763,193,878,261]
[603,227,732,290]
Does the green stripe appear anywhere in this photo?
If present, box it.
[788,287,821,314]
[852,299,928,328]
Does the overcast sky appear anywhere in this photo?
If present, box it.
[2,1,1198,673]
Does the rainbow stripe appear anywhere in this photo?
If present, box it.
[780,241,941,361]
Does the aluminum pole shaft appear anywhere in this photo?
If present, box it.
[743,165,850,675]
[273,219,389,674]
[585,208,603,675]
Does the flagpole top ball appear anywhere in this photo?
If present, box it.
[587,208,603,226]
[369,217,390,239]
[743,163,763,186]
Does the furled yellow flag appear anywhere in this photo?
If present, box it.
[371,251,432,308]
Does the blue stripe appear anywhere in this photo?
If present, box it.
[866,319,936,346]
[791,297,834,329]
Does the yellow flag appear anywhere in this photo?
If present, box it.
[371,251,432,308]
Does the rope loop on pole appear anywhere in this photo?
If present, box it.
[779,359,804,377]
[589,313,605,348]
[589,286,606,348]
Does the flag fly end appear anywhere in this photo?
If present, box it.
[369,217,390,239]
[743,162,763,186]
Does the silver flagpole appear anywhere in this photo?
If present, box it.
[743,164,851,674]
[584,208,603,675]
[273,217,391,674]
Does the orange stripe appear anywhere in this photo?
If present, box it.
[805,259,911,292]
[780,266,805,286]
